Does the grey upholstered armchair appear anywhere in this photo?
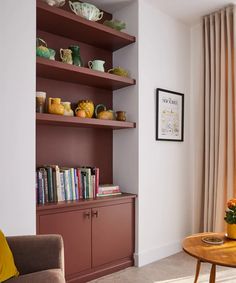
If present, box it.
[6,234,65,283]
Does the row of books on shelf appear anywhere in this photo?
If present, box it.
[36,165,121,204]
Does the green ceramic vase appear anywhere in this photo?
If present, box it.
[69,45,83,67]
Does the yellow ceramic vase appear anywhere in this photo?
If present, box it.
[227,224,236,239]
[48,98,64,115]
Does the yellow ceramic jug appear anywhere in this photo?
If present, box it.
[48,98,64,115]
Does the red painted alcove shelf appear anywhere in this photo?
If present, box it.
[36,113,136,129]
[37,0,136,51]
[36,57,136,90]
[36,1,137,281]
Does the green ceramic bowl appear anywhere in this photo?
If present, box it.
[103,19,126,31]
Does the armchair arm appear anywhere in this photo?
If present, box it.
[7,234,64,275]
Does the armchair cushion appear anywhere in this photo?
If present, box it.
[6,269,64,283]
[0,230,19,282]
[7,235,64,276]
[5,234,65,283]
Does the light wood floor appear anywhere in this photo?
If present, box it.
[89,252,236,282]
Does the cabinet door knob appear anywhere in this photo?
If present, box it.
[92,210,98,218]
[84,211,90,219]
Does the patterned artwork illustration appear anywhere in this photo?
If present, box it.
[156,89,184,141]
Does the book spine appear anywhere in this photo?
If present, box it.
[46,167,54,202]
[69,168,76,200]
[91,167,96,198]
[60,172,65,201]
[91,175,95,199]
[95,168,99,197]
[81,172,87,199]
[39,168,48,203]
[37,170,45,204]
[80,168,92,199]
[77,168,82,199]
[74,168,79,200]
[52,170,58,202]
[97,192,122,197]
[35,171,38,204]
[87,170,92,199]
[63,170,71,201]
[42,168,49,203]
[98,185,120,192]
[97,189,120,195]
[55,166,62,202]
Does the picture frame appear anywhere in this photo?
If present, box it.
[156,88,184,141]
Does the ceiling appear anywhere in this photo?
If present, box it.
[150,0,236,25]
[93,0,236,26]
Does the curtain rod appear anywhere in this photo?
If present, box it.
[203,4,235,19]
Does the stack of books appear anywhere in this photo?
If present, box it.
[36,165,99,204]
[97,184,121,197]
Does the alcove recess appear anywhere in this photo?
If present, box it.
[36,1,136,281]
[36,1,136,184]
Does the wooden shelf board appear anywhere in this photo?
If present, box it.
[36,57,135,90]
[37,0,136,51]
[37,193,137,211]
[36,113,136,129]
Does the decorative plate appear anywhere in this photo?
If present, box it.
[201,236,224,245]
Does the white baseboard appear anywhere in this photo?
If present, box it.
[134,241,182,267]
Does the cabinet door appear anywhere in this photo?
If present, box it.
[92,202,134,267]
[38,209,91,277]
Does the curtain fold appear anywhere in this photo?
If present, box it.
[203,6,236,232]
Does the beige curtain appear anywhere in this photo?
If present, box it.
[203,6,236,232]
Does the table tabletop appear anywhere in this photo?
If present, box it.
[182,232,236,268]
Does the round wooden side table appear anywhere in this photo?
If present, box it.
[182,232,236,283]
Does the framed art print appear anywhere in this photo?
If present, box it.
[156,88,184,141]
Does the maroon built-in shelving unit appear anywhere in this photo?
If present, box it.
[36,1,136,282]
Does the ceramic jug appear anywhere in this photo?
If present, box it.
[88,60,105,72]
[48,48,56,60]
[69,45,83,67]
[116,111,126,121]
[36,38,50,59]
[61,102,74,116]
[48,98,64,115]
[60,49,73,64]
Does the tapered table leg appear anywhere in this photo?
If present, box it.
[209,264,216,283]
[194,259,201,283]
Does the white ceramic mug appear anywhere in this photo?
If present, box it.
[88,60,105,72]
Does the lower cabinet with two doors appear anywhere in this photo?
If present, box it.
[37,193,136,283]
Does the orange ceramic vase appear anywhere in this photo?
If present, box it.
[227,224,236,239]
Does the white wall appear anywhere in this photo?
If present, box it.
[137,0,192,266]
[0,0,36,235]
[113,0,193,267]
[113,2,139,195]
[113,0,139,254]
